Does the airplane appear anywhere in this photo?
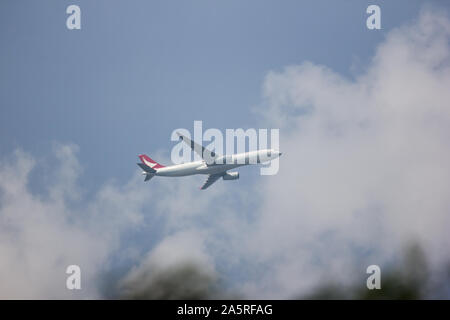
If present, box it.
[137,132,282,190]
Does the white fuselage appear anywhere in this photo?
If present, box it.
[154,149,281,177]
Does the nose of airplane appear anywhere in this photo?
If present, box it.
[278,152,282,156]
[272,150,282,156]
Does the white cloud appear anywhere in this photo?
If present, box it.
[0,145,148,299]
[117,231,218,299]
[0,145,226,299]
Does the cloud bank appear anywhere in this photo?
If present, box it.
[247,8,450,297]
[1,8,450,299]
[0,145,149,298]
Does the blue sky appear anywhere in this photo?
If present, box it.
[0,0,431,191]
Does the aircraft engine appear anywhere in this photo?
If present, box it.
[223,172,239,180]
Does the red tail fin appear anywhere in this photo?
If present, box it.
[138,154,165,169]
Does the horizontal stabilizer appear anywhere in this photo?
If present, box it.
[137,162,156,173]
[144,173,154,182]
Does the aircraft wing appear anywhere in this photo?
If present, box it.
[200,173,223,190]
[177,132,219,164]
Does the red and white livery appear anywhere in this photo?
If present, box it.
[137,132,282,190]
